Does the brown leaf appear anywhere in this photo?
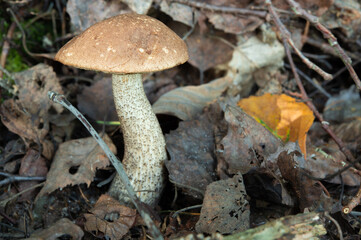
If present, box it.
[186,26,234,72]
[18,149,48,201]
[14,63,63,116]
[160,0,196,27]
[77,77,118,121]
[66,0,129,32]
[37,135,116,197]
[306,142,360,186]
[153,76,232,120]
[207,13,263,34]
[28,218,84,240]
[219,106,282,174]
[264,142,323,210]
[165,110,219,199]
[195,173,250,234]
[84,194,136,240]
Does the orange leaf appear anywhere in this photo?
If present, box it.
[237,94,314,156]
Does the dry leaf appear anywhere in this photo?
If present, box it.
[122,0,153,14]
[77,77,118,121]
[18,149,48,201]
[195,173,250,234]
[165,107,221,198]
[66,0,129,32]
[263,142,323,210]
[219,105,282,174]
[185,26,234,72]
[153,76,232,120]
[160,0,196,27]
[37,135,116,197]
[238,93,314,156]
[84,194,136,240]
[27,218,84,240]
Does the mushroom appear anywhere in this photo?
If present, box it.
[55,13,188,206]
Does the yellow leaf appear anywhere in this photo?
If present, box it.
[237,94,314,156]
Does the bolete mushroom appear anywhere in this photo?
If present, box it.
[55,13,188,206]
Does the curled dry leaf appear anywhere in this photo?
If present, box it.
[153,76,232,120]
[238,93,315,156]
[263,142,323,210]
[27,218,84,240]
[66,0,129,32]
[165,107,221,198]
[195,173,250,234]
[77,77,118,121]
[84,194,136,240]
[37,135,116,198]
[219,105,282,175]
[18,149,48,201]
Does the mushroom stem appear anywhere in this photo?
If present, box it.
[109,73,166,206]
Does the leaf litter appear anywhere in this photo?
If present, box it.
[1,0,361,238]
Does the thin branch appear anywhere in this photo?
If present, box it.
[286,0,361,90]
[170,0,267,18]
[47,91,163,240]
[0,172,45,187]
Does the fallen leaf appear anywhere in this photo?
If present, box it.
[263,142,323,210]
[66,0,129,32]
[77,77,118,121]
[18,149,48,201]
[122,0,153,14]
[84,194,136,240]
[27,218,84,240]
[237,93,315,156]
[153,76,232,120]
[219,105,282,174]
[165,107,221,198]
[37,135,116,198]
[333,119,361,142]
[160,0,196,27]
[206,13,262,34]
[186,26,234,72]
[195,173,250,234]
[306,142,360,186]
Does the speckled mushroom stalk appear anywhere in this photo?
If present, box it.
[108,73,167,205]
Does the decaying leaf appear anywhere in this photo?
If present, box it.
[186,26,234,72]
[122,0,153,14]
[195,173,250,234]
[0,64,63,159]
[238,94,315,156]
[153,76,232,120]
[77,77,118,121]
[263,142,323,210]
[323,85,361,122]
[160,0,196,27]
[66,0,129,32]
[84,194,136,240]
[27,218,84,240]
[37,135,116,197]
[165,107,221,198]
[306,142,360,186]
[18,149,48,201]
[219,105,282,174]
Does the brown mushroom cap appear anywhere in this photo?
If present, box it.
[55,13,188,74]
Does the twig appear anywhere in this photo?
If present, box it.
[7,8,55,60]
[0,172,45,187]
[0,182,45,207]
[172,204,202,218]
[265,0,332,80]
[47,91,163,240]
[0,22,16,79]
[343,187,361,214]
[170,0,267,18]
[324,212,343,240]
[286,0,361,90]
